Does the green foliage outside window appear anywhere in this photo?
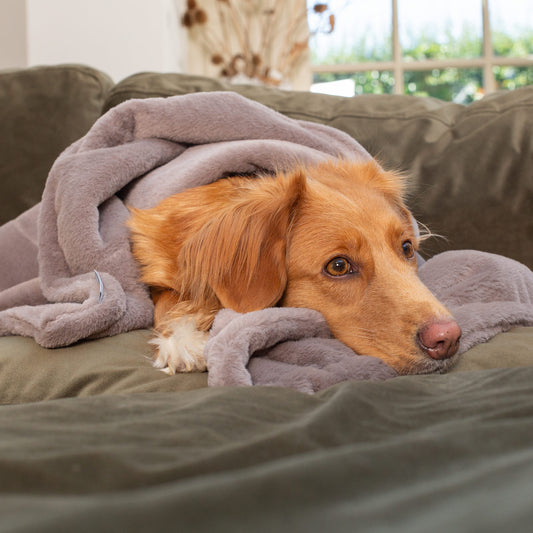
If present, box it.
[311,28,533,103]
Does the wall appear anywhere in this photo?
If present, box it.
[0,0,311,88]
[0,0,27,69]
[0,0,187,81]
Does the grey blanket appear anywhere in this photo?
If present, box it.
[0,92,532,393]
[0,92,369,346]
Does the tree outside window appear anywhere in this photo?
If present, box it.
[309,0,533,103]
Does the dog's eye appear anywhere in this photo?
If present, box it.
[402,240,415,259]
[325,257,353,277]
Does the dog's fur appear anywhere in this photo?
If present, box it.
[128,160,460,375]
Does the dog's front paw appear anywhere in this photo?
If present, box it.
[150,317,209,374]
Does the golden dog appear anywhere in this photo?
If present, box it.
[128,160,461,375]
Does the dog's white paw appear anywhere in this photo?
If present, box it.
[150,317,209,373]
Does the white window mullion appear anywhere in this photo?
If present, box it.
[392,0,403,95]
[482,0,496,93]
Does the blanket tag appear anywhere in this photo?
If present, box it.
[93,270,105,304]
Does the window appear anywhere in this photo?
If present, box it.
[308,0,533,103]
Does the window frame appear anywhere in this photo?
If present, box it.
[311,0,533,96]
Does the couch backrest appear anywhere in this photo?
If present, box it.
[103,72,533,268]
[1,66,531,268]
[0,64,114,225]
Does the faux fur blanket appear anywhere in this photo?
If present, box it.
[0,92,370,347]
[0,92,532,393]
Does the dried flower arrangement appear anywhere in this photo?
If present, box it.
[181,0,335,86]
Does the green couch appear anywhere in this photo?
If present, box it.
[1,64,533,532]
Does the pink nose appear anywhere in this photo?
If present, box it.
[417,319,462,360]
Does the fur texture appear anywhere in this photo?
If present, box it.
[128,159,460,375]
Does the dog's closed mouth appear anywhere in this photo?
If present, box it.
[411,353,461,375]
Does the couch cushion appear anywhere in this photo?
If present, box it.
[0,64,114,224]
[1,327,532,404]
[0,330,207,405]
[104,73,533,268]
[3,367,533,531]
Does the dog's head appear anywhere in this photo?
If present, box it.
[129,160,460,374]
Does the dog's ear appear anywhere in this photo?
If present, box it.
[352,161,408,203]
[181,170,306,312]
[127,205,179,289]
[369,166,408,204]
[307,160,409,217]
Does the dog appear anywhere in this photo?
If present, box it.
[128,159,461,375]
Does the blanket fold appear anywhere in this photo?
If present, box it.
[0,92,370,347]
[205,308,398,393]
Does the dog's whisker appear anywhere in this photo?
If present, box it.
[417,221,447,243]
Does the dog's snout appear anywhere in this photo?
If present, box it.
[417,319,462,360]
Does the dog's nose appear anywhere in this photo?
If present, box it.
[417,319,462,360]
